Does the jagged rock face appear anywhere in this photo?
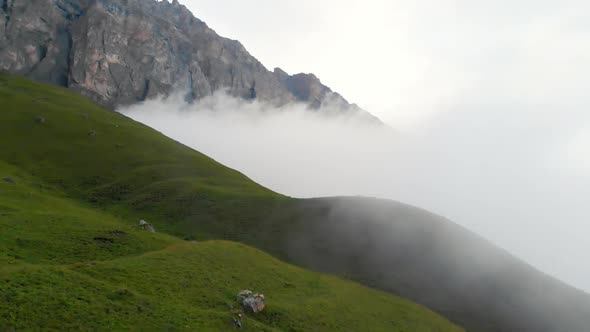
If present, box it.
[0,0,366,114]
[284,73,330,108]
[0,0,77,86]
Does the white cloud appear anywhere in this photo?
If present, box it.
[121,90,590,292]
[181,0,590,127]
[123,0,590,291]
[565,128,590,173]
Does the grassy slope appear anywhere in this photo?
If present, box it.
[0,74,462,330]
[0,73,309,256]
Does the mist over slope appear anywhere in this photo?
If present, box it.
[121,92,590,293]
[0,74,463,331]
[280,197,590,332]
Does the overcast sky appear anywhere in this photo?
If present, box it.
[182,0,589,128]
[133,1,590,291]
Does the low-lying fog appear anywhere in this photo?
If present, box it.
[120,93,590,293]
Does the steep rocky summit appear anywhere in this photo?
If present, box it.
[0,0,366,114]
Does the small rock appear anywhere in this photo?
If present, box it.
[236,290,253,302]
[81,113,89,119]
[243,295,265,313]
[35,115,45,124]
[138,219,156,233]
[88,130,96,137]
[231,318,242,329]
[236,290,265,313]
[2,177,15,184]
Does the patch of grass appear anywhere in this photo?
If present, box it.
[0,73,286,244]
[0,239,460,331]
[0,161,178,266]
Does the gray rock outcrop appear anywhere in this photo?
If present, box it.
[0,0,377,121]
[236,290,265,313]
[138,219,155,233]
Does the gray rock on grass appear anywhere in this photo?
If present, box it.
[138,219,156,233]
[236,290,265,313]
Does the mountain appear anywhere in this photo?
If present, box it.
[0,74,458,331]
[2,74,590,331]
[0,0,369,119]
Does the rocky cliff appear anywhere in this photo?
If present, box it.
[0,0,370,117]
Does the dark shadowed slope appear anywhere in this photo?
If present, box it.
[1,74,589,331]
[278,198,590,332]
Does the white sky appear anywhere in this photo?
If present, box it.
[139,0,590,291]
[182,0,589,128]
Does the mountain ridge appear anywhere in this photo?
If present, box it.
[0,0,375,121]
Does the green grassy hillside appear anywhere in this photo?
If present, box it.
[0,167,459,330]
[0,74,462,330]
[0,73,281,239]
